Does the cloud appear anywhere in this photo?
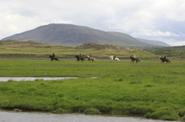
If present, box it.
[0,0,185,45]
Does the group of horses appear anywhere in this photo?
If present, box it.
[75,54,95,61]
[109,55,171,63]
[48,53,95,62]
[48,53,171,63]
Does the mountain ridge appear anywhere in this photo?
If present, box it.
[2,23,169,48]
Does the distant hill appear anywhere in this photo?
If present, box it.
[136,38,168,47]
[2,24,169,48]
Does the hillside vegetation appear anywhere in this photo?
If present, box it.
[0,41,155,58]
[147,46,185,58]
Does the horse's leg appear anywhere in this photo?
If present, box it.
[134,59,137,63]
[130,59,133,63]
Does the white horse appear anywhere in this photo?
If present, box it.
[87,55,95,61]
[109,55,120,61]
[114,57,120,61]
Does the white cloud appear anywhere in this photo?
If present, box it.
[0,0,185,46]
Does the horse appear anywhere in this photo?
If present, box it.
[75,54,86,61]
[87,55,95,62]
[160,56,170,63]
[49,53,59,61]
[114,57,120,61]
[130,55,140,63]
[109,55,120,61]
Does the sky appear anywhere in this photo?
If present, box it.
[0,0,185,46]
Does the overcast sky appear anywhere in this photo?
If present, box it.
[0,0,185,46]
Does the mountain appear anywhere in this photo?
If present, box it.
[2,24,169,48]
[136,38,169,47]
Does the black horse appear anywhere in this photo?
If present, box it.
[49,53,59,61]
[160,56,170,63]
[130,55,140,63]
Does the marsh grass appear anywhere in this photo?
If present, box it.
[0,59,184,121]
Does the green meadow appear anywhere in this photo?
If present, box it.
[0,59,184,121]
[0,41,184,121]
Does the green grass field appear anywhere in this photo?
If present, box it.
[0,59,185,121]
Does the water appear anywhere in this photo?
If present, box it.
[0,111,178,122]
[0,77,77,82]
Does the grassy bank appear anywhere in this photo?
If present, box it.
[0,59,184,121]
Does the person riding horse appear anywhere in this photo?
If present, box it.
[160,56,170,63]
[130,55,140,63]
[109,55,120,61]
[87,55,95,61]
[75,54,95,61]
[49,53,59,61]
[75,54,86,61]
